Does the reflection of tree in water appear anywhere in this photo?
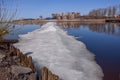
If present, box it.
[57,22,120,36]
[84,24,116,34]
[116,23,120,28]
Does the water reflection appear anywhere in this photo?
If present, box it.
[57,22,120,37]
[1,22,120,80]
[58,22,120,80]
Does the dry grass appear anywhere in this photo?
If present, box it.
[0,0,17,36]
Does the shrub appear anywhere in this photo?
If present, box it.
[0,0,17,37]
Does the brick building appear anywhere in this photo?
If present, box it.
[52,12,80,20]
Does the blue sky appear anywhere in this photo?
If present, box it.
[7,0,120,18]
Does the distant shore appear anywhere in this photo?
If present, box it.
[13,18,120,25]
[13,19,105,24]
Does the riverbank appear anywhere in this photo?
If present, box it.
[0,40,59,80]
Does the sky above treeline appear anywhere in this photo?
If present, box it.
[7,0,120,18]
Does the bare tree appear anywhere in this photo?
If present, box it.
[112,6,117,16]
[103,8,107,16]
[0,0,17,36]
[88,4,119,17]
[116,4,120,14]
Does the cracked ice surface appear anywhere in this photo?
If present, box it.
[14,22,103,80]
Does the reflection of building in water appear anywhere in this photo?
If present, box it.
[52,12,80,20]
[57,22,81,28]
[58,22,120,36]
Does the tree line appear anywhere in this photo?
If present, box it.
[88,4,120,17]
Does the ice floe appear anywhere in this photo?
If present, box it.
[14,22,103,80]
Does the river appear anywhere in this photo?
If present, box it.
[3,22,120,80]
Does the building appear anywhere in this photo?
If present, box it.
[51,12,80,20]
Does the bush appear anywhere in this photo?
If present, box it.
[0,0,17,37]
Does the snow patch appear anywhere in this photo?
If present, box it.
[14,22,103,80]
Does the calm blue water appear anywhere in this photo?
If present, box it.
[3,24,42,39]
[3,23,120,80]
[59,23,120,80]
